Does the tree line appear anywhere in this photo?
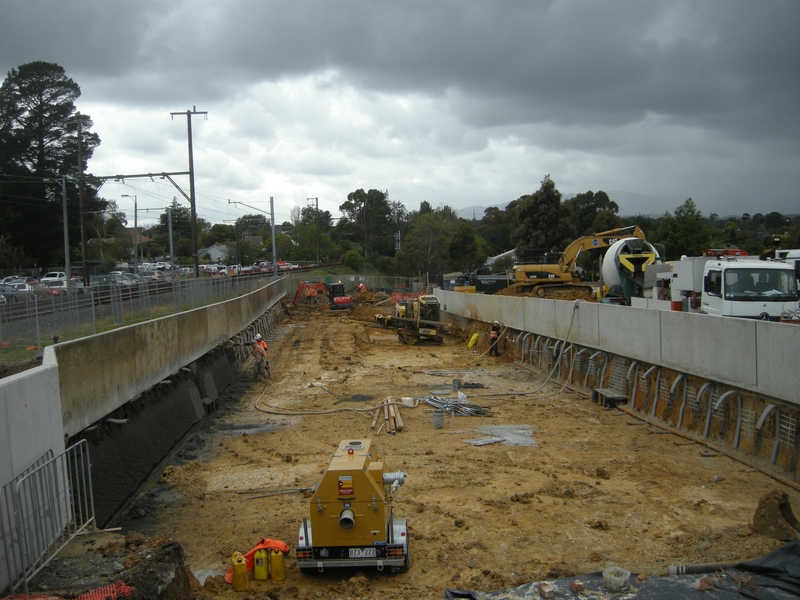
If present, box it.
[2,62,798,277]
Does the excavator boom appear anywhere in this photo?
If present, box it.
[513,225,646,284]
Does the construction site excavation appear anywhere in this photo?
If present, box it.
[26,288,800,600]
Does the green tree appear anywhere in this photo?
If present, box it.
[395,211,456,275]
[0,61,101,267]
[447,221,487,272]
[563,190,619,235]
[658,199,714,260]
[764,211,787,233]
[155,199,209,248]
[339,189,391,259]
[475,206,513,256]
[589,209,623,232]
[510,175,575,256]
[341,249,364,271]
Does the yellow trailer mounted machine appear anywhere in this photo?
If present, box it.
[296,439,409,573]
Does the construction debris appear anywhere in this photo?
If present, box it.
[477,425,537,447]
[369,399,405,434]
[752,489,800,541]
[419,395,495,417]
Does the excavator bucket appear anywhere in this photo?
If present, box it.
[752,489,800,541]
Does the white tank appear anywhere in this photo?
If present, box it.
[601,237,660,287]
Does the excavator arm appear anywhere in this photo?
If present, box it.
[558,225,645,274]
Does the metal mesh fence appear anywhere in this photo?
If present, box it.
[0,275,277,356]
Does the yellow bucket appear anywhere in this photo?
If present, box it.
[231,551,248,591]
[270,549,286,581]
[253,548,268,581]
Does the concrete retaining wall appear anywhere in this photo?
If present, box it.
[1,279,284,497]
[436,290,800,405]
[0,350,65,490]
[56,278,285,438]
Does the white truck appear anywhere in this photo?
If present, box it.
[646,256,798,320]
[774,249,800,286]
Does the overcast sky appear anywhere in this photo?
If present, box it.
[1,0,798,227]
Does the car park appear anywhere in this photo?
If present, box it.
[8,276,39,285]
[40,280,67,296]
[0,284,23,304]
[138,270,164,281]
[40,271,66,284]
[121,273,147,284]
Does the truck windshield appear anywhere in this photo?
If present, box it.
[724,268,798,301]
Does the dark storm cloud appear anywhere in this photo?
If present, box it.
[1,0,798,215]
[3,0,798,141]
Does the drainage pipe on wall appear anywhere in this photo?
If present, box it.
[516,332,532,362]
[639,366,658,415]
[668,374,685,413]
[531,335,542,366]
[584,351,605,389]
[626,361,640,408]
[713,390,743,449]
[569,348,589,386]
[679,382,714,430]
[756,404,782,464]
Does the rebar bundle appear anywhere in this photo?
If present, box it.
[419,395,494,417]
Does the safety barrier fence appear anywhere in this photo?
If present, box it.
[281,275,421,296]
[1,440,94,595]
[0,274,277,354]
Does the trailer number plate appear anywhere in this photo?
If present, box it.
[349,547,377,558]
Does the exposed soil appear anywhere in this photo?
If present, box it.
[0,356,41,379]
[26,291,799,599]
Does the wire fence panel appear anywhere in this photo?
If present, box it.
[0,275,279,360]
[0,450,54,594]
[1,441,94,595]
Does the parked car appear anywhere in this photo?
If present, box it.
[40,271,66,284]
[8,276,39,286]
[1,275,23,284]
[89,275,113,291]
[108,273,135,286]
[121,273,147,284]
[138,270,164,281]
[11,283,37,293]
[40,280,67,296]
[0,284,22,304]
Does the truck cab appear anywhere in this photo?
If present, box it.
[702,259,798,320]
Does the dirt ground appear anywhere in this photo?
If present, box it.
[104,293,796,599]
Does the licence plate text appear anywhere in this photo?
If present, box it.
[349,547,377,558]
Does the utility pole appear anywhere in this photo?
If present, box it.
[307,196,319,265]
[77,119,89,286]
[171,106,207,279]
[271,197,278,277]
[121,194,138,272]
[167,206,174,272]
[39,178,70,287]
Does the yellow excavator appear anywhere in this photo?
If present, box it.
[488,225,651,300]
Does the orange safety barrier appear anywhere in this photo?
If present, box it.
[2,581,132,600]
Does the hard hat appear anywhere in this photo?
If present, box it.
[494,321,499,325]
[255,334,262,340]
